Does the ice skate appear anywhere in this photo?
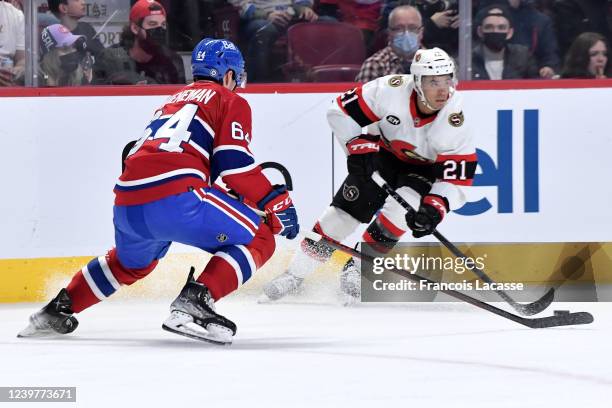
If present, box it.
[261,236,335,302]
[340,258,361,300]
[17,289,79,338]
[162,267,237,345]
[262,271,305,301]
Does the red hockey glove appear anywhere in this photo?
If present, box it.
[405,195,449,238]
[257,185,300,239]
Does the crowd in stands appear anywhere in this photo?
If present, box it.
[0,0,610,87]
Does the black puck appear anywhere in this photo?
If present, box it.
[554,310,570,316]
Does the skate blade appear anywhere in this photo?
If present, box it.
[17,323,59,338]
[262,278,305,302]
[257,294,274,304]
[339,292,360,307]
[339,280,360,306]
[162,312,233,346]
[262,283,285,302]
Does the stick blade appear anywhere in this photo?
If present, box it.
[515,288,555,316]
[524,311,594,329]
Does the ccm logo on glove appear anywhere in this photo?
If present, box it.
[271,196,292,212]
[257,185,300,240]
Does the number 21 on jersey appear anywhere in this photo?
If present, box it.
[443,159,468,180]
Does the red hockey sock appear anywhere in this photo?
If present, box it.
[66,248,158,313]
[66,269,101,314]
[198,224,275,301]
[198,256,240,301]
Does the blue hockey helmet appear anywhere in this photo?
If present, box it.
[191,38,246,88]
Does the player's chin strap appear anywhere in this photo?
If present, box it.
[414,84,438,112]
[370,171,556,317]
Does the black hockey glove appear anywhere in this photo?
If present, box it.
[406,195,449,238]
[347,154,377,176]
[346,134,379,176]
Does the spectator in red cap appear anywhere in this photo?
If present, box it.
[95,0,184,84]
[47,0,104,57]
[39,23,93,86]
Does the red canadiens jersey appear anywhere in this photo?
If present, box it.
[114,81,272,206]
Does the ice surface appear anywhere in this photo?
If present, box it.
[1,296,610,408]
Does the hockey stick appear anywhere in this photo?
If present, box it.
[304,231,593,329]
[260,162,590,327]
[249,161,293,225]
[121,140,137,172]
[260,161,293,191]
[371,171,555,316]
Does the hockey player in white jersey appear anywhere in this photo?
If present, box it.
[263,47,477,300]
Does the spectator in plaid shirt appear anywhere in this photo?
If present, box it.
[356,5,423,82]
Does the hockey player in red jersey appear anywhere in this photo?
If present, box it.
[263,47,477,301]
[19,38,299,345]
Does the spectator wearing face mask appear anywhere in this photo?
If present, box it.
[97,0,185,85]
[477,0,560,78]
[472,5,538,80]
[356,5,423,82]
[39,24,93,86]
[47,0,104,57]
[382,1,464,58]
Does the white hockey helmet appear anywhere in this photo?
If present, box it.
[410,47,456,110]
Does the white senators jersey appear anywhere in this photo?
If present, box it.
[327,74,477,210]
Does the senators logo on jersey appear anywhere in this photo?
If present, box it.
[388,76,403,87]
[448,112,464,127]
[342,184,360,202]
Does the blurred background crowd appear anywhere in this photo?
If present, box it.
[0,0,610,87]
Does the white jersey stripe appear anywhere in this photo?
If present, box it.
[81,266,106,301]
[188,140,210,160]
[116,168,207,187]
[212,145,254,158]
[98,256,121,291]
[218,162,259,178]
[237,245,257,275]
[193,188,205,201]
[194,115,216,137]
[206,192,259,232]
[206,198,257,237]
[216,251,243,286]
